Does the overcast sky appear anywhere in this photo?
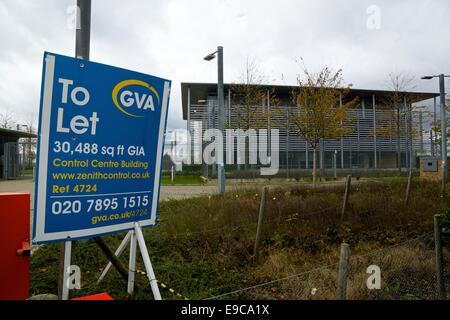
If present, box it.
[1,0,449,130]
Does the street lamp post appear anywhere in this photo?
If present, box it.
[76,0,91,60]
[422,74,449,197]
[204,46,225,194]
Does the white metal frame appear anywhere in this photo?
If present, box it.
[95,223,161,300]
[61,241,72,300]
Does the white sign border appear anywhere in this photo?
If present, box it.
[33,53,170,243]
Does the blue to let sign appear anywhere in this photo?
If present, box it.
[32,52,171,244]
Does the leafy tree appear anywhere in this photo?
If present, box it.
[428,100,450,149]
[289,65,358,187]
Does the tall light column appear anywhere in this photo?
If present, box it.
[422,74,449,197]
[204,47,225,194]
[439,74,447,197]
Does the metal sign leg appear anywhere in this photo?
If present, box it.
[62,240,72,300]
[97,231,131,283]
[127,230,137,295]
[134,222,162,300]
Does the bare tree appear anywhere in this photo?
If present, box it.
[230,57,277,130]
[379,73,417,173]
[24,114,38,168]
[0,109,16,129]
[229,57,279,169]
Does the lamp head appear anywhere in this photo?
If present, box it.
[204,52,217,61]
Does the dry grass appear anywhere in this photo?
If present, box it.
[30,179,449,300]
[151,179,448,299]
[235,237,446,300]
[346,241,442,300]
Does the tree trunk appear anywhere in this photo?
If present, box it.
[312,147,317,188]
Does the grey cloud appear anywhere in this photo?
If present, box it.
[0,0,449,129]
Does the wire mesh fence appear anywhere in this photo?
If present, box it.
[346,234,439,300]
[204,233,449,300]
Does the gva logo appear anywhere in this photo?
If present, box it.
[112,79,160,118]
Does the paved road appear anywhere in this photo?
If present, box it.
[0,179,229,241]
[0,179,264,234]
[0,177,354,240]
[0,177,359,210]
[0,179,255,205]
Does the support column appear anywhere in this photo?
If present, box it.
[404,96,409,170]
[237,104,241,171]
[419,111,423,152]
[373,94,377,169]
[306,141,309,169]
[228,89,231,127]
[340,94,344,168]
[187,87,191,165]
[431,130,434,156]
[433,97,437,156]
[410,105,414,170]
[227,88,231,166]
[319,139,324,172]
[434,96,437,126]
[361,96,366,118]
[358,101,363,167]
[267,89,271,158]
[286,107,290,178]
[210,101,217,177]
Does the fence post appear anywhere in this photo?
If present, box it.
[405,169,412,204]
[341,175,352,220]
[336,242,350,300]
[253,187,268,259]
[434,215,447,300]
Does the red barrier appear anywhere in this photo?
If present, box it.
[0,193,30,300]
[72,293,113,300]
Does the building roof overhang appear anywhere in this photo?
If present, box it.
[0,127,37,139]
[181,82,439,120]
